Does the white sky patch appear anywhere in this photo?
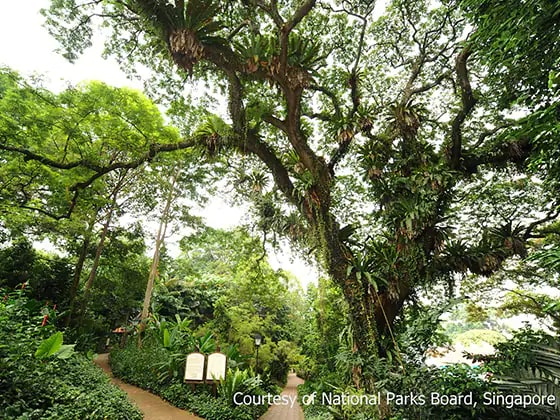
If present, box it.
[0,2,140,92]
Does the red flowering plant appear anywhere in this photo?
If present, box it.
[0,287,142,419]
[39,301,60,328]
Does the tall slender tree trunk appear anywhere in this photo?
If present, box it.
[65,234,91,327]
[77,203,114,326]
[83,196,117,296]
[78,173,127,323]
[65,208,103,326]
[138,169,179,346]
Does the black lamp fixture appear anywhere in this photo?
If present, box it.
[254,333,262,372]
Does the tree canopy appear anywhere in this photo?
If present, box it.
[1,0,557,390]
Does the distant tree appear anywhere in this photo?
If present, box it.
[0,71,207,328]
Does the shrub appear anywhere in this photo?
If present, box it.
[0,288,142,420]
[301,356,559,420]
[111,338,271,419]
[110,338,168,392]
[455,329,506,347]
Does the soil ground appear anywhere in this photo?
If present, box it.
[94,353,203,420]
[259,372,305,420]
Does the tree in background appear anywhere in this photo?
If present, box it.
[0,70,209,347]
[0,240,73,307]
[153,226,306,382]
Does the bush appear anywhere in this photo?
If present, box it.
[111,338,271,419]
[0,288,142,420]
[161,385,267,420]
[455,329,506,347]
[301,356,558,420]
[110,338,168,392]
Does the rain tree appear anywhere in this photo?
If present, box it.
[0,70,207,328]
[10,0,559,388]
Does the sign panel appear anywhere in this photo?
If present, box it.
[206,352,227,382]
[184,352,205,382]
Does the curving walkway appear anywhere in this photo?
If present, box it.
[94,353,203,420]
[259,373,305,420]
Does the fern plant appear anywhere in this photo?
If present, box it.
[481,328,560,414]
[217,368,263,405]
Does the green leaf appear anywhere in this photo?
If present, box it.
[35,331,63,359]
[162,328,170,348]
[55,344,76,359]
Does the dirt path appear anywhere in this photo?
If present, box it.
[94,353,203,420]
[259,373,305,420]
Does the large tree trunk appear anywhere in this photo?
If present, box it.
[318,208,381,390]
[342,278,380,390]
[373,281,411,339]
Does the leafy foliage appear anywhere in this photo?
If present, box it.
[161,227,305,383]
[0,288,141,420]
[455,329,506,347]
[481,328,560,415]
[458,0,560,107]
[110,338,270,420]
[0,239,73,308]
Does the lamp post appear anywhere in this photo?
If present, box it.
[254,333,262,373]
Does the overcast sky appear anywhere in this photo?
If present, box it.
[0,2,319,288]
[0,3,134,89]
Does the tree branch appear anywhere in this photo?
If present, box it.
[309,84,342,118]
[255,0,283,27]
[0,142,84,170]
[1,137,196,190]
[471,122,516,149]
[409,71,450,97]
[328,139,352,174]
[262,114,288,132]
[280,0,316,70]
[450,46,477,170]
[524,207,560,240]
[304,112,332,122]
[502,288,560,324]
[462,137,532,174]
[284,0,316,34]
[237,130,299,207]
